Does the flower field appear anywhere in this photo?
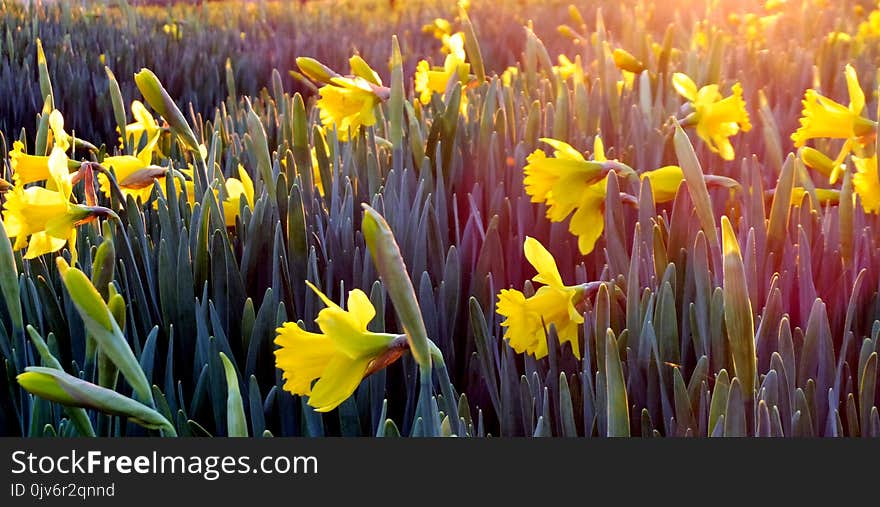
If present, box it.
[1,0,880,437]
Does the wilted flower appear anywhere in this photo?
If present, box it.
[673,73,752,161]
[274,282,406,412]
[496,237,585,359]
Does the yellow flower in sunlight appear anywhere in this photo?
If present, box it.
[853,155,880,213]
[120,100,161,151]
[310,147,326,198]
[496,237,585,359]
[421,18,452,40]
[98,133,163,202]
[415,33,470,106]
[501,66,519,87]
[790,187,840,206]
[642,165,684,203]
[48,110,71,152]
[8,111,74,185]
[274,282,404,412]
[222,165,255,227]
[791,65,875,148]
[316,76,383,142]
[554,55,579,81]
[9,141,54,186]
[673,73,752,161]
[524,137,628,254]
[2,148,93,259]
[163,23,182,40]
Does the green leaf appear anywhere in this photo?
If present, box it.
[721,216,756,400]
[220,352,247,437]
[361,205,429,367]
[56,258,152,404]
[605,330,629,437]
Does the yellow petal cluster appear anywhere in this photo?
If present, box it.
[496,237,584,359]
[274,282,401,412]
[673,73,752,161]
[523,137,610,255]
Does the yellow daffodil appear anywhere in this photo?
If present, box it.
[853,155,880,213]
[2,148,99,259]
[524,136,631,254]
[791,65,876,148]
[554,55,579,81]
[98,133,163,202]
[163,22,182,40]
[641,165,684,203]
[790,187,841,206]
[496,237,585,359]
[274,281,406,412]
[120,100,161,152]
[316,76,384,142]
[8,110,74,185]
[9,141,57,186]
[673,73,752,161]
[310,146,326,198]
[48,110,71,152]
[415,33,470,105]
[501,66,519,87]
[422,18,452,40]
[674,75,752,160]
[222,165,255,227]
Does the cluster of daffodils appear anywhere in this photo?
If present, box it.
[522,136,685,255]
[4,111,112,261]
[1,85,259,262]
[297,26,472,142]
[793,65,879,212]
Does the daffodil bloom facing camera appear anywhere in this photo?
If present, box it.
[222,165,254,227]
[523,136,633,255]
[316,76,385,142]
[274,282,407,412]
[414,32,470,105]
[791,65,876,149]
[673,73,752,161]
[2,148,109,260]
[496,237,586,359]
